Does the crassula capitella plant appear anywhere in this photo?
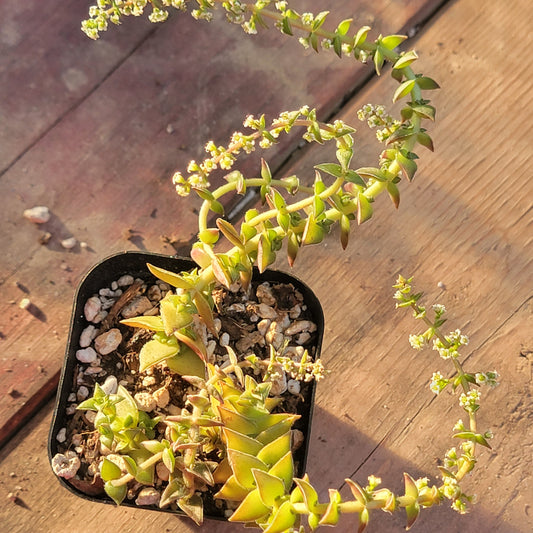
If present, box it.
[67,273,498,531]
[58,0,499,530]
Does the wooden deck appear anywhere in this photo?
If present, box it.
[0,1,531,531]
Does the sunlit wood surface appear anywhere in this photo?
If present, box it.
[0,1,531,532]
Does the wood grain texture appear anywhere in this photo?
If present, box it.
[0,0,440,446]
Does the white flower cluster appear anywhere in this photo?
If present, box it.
[409,333,427,350]
[429,371,449,394]
[433,329,469,359]
[459,389,481,413]
[357,103,400,142]
[475,370,499,388]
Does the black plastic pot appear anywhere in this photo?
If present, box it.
[48,251,324,520]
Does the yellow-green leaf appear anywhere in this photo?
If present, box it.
[165,345,206,377]
[227,449,268,489]
[120,315,164,332]
[257,432,291,467]
[263,500,296,533]
[147,263,194,289]
[101,458,122,482]
[138,339,179,373]
[254,469,286,508]
[228,488,271,522]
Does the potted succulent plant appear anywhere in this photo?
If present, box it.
[49,1,499,531]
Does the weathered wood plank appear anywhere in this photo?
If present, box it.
[0,0,156,174]
[0,0,441,445]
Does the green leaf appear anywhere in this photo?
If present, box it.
[287,231,299,267]
[411,103,436,121]
[340,214,351,250]
[337,18,352,36]
[336,146,353,170]
[403,473,420,530]
[268,451,294,491]
[386,127,415,145]
[393,50,418,69]
[315,162,343,178]
[381,34,407,50]
[417,131,435,151]
[357,193,373,224]
[254,469,287,507]
[120,315,165,332]
[373,46,384,76]
[396,152,418,181]
[162,447,176,473]
[269,188,287,211]
[228,449,268,490]
[101,458,122,481]
[216,218,245,249]
[160,476,188,508]
[104,480,127,505]
[281,16,292,35]
[302,214,325,245]
[228,488,271,522]
[139,339,179,372]
[293,478,321,513]
[319,489,342,526]
[393,79,416,103]
[416,76,440,90]
[211,255,232,288]
[147,264,194,290]
[257,234,274,273]
[129,448,155,484]
[160,299,193,336]
[257,432,291,467]
[353,26,371,49]
[332,35,342,57]
[222,428,263,456]
[355,167,387,181]
[198,228,219,245]
[178,494,204,526]
[113,385,139,428]
[209,199,225,216]
[141,440,165,454]
[386,181,401,208]
[165,345,206,377]
[310,31,319,52]
[345,169,366,187]
[263,500,296,533]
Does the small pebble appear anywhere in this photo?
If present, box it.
[84,296,102,322]
[79,325,98,348]
[51,451,80,479]
[61,237,77,249]
[287,379,301,395]
[23,206,50,224]
[56,427,67,443]
[220,332,230,347]
[94,328,122,355]
[117,275,134,287]
[77,385,90,401]
[136,487,160,506]
[76,347,98,364]
[153,387,170,409]
[134,392,157,412]
[18,298,31,310]
[101,375,118,395]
